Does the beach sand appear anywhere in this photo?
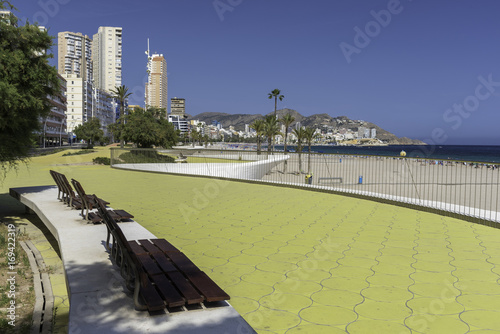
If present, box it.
[260,153,500,215]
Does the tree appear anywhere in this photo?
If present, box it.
[280,113,295,172]
[110,85,132,148]
[190,128,199,147]
[304,127,320,174]
[268,89,284,117]
[0,2,60,176]
[264,115,281,154]
[123,106,178,148]
[293,127,306,173]
[250,119,265,155]
[73,118,103,149]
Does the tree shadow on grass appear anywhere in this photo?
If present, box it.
[0,193,61,258]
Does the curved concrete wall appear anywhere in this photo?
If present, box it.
[113,155,289,180]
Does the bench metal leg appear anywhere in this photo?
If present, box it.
[133,278,147,311]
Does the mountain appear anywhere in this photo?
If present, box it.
[189,109,426,145]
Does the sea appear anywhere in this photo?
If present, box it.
[272,145,500,163]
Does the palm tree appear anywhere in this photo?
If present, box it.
[280,113,295,152]
[264,115,281,154]
[268,89,284,117]
[280,113,295,172]
[190,129,199,147]
[304,127,320,174]
[250,119,265,155]
[292,127,306,173]
[110,85,132,148]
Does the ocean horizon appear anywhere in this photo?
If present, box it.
[226,144,500,163]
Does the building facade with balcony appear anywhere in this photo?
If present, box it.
[40,74,67,146]
[58,31,93,82]
[92,26,122,93]
[171,97,185,116]
[168,114,189,134]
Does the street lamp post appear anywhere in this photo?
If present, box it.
[43,118,48,148]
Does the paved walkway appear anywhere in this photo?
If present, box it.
[2,147,500,333]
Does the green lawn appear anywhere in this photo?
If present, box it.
[1,146,500,333]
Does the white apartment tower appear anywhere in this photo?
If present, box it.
[145,53,168,110]
[93,26,122,92]
[63,74,93,134]
[58,29,119,136]
[58,31,93,82]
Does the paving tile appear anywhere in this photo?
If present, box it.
[299,305,357,326]
[355,299,411,320]
[346,319,411,333]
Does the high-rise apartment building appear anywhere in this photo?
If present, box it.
[145,54,168,110]
[170,98,185,116]
[63,74,115,137]
[58,32,93,82]
[58,28,120,138]
[93,26,122,92]
[41,74,67,146]
[64,74,93,134]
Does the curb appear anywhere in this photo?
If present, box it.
[20,240,54,334]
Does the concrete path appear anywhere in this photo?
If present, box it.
[10,186,255,334]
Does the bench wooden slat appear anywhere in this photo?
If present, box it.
[113,209,134,220]
[185,271,230,302]
[150,252,178,273]
[137,239,162,254]
[87,212,103,224]
[140,276,165,311]
[151,239,180,253]
[136,254,163,276]
[168,252,200,273]
[150,274,186,308]
[128,241,148,255]
[167,271,204,304]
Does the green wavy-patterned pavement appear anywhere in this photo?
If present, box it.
[2,147,500,333]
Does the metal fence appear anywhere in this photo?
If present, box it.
[110,148,500,226]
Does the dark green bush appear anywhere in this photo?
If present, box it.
[118,150,175,164]
[93,157,111,165]
[62,149,95,157]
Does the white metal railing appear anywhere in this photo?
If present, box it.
[110,148,500,226]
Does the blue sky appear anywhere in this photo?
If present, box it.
[13,0,500,145]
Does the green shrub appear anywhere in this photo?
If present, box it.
[118,150,175,164]
[93,157,110,165]
[38,148,65,156]
[62,150,95,157]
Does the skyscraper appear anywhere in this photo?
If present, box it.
[58,29,117,137]
[58,31,93,82]
[92,26,122,92]
[145,53,168,110]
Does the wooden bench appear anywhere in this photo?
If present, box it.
[94,196,230,311]
[49,170,83,209]
[71,178,131,224]
[318,177,343,184]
